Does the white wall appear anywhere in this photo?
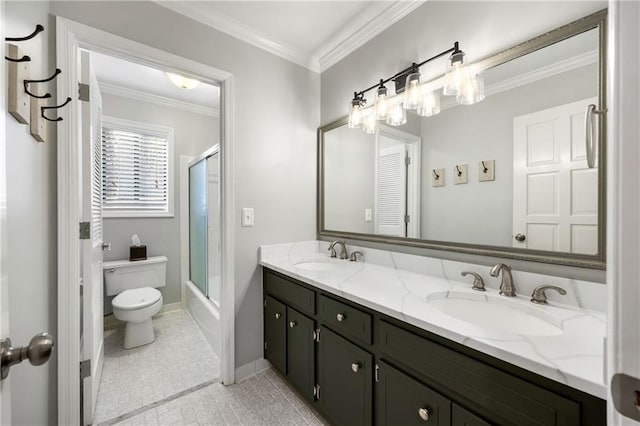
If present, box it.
[320,0,607,282]
[100,91,218,308]
[49,1,320,370]
[5,2,57,424]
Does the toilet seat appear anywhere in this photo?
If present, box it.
[112,287,162,311]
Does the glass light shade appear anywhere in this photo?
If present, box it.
[456,73,485,105]
[167,72,200,90]
[348,103,363,128]
[417,90,441,117]
[386,102,407,126]
[361,111,378,134]
[403,72,422,110]
[374,87,389,121]
[443,62,471,96]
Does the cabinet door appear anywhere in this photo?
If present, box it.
[377,360,451,426]
[264,295,286,375]
[318,326,372,426]
[452,404,492,426]
[286,306,315,401]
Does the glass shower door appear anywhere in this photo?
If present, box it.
[207,153,221,305]
[189,159,208,294]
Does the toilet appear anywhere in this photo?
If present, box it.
[103,256,168,349]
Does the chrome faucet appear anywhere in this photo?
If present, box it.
[530,285,567,304]
[328,241,348,260]
[490,263,516,297]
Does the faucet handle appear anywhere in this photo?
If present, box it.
[461,272,486,291]
[328,246,337,258]
[349,251,364,262]
[530,285,567,304]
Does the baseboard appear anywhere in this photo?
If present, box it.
[235,358,272,382]
[103,302,183,329]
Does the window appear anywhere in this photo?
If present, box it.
[102,117,174,217]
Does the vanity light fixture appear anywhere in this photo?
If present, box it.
[166,72,200,90]
[347,41,484,131]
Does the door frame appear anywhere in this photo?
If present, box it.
[56,17,236,425]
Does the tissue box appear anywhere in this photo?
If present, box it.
[129,245,147,261]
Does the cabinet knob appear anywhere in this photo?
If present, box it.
[289,321,296,328]
[274,313,281,319]
[336,313,345,322]
[418,407,430,422]
[515,233,526,242]
[351,362,360,373]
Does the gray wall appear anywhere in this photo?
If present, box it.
[320,1,607,282]
[101,92,218,308]
[5,2,57,424]
[50,1,320,371]
[421,64,597,246]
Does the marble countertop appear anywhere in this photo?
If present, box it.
[259,241,607,399]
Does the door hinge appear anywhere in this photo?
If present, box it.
[313,384,320,400]
[404,214,410,224]
[78,83,90,102]
[375,364,380,383]
[264,341,267,350]
[405,155,411,166]
[79,222,90,240]
[313,328,320,342]
[264,299,267,308]
[80,359,91,379]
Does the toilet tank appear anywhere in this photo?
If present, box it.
[103,256,167,296]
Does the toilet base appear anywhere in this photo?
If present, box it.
[124,318,155,349]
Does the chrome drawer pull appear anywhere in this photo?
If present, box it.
[289,321,297,328]
[418,407,430,421]
[351,362,360,373]
[274,313,281,319]
[336,313,345,322]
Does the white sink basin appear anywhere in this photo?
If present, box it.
[427,292,563,336]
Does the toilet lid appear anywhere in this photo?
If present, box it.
[112,287,162,311]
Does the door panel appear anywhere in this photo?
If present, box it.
[318,326,372,426]
[452,403,492,426]
[264,296,286,375]
[286,307,315,401]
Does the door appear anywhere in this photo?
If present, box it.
[317,326,372,426]
[80,50,104,426]
[264,296,286,375]
[513,97,598,254]
[286,307,315,401]
[375,143,407,237]
[452,403,492,426]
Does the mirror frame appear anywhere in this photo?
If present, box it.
[318,9,607,269]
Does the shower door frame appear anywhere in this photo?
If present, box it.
[56,17,236,425]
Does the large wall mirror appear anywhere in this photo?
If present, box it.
[318,10,607,269]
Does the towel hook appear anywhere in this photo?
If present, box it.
[481,161,488,173]
[456,165,463,177]
[433,169,440,180]
[41,97,71,122]
[5,24,44,42]
[24,68,61,99]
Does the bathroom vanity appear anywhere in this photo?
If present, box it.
[260,241,606,426]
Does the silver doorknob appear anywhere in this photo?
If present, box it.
[515,233,526,242]
[418,407,430,421]
[274,313,281,319]
[336,313,345,322]
[1,333,54,380]
[102,242,112,251]
[351,362,360,373]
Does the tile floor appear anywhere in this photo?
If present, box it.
[95,310,220,424]
[95,309,327,426]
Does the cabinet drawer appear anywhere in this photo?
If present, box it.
[377,360,451,425]
[379,321,581,425]
[319,294,372,344]
[264,270,315,315]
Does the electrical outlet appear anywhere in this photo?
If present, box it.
[241,208,254,227]
[365,208,372,222]
[454,164,468,185]
[479,160,495,182]
[432,168,444,187]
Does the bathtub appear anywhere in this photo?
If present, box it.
[185,280,221,357]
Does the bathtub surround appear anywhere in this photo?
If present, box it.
[260,240,607,398]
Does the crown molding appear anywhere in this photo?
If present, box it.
[316,1,426,72]
[99,82,219,117]
[154,1,319,72]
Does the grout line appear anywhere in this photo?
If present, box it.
[95,378,220,426]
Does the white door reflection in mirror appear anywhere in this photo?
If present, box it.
[513,97,598,254]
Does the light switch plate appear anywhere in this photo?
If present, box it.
[454,164,468,185]
[241,208,254,227]
[364,208,372,222]
[432,168,444,187]
[7,44,30,124]
[479,160,495,182]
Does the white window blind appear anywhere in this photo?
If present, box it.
[101,117,173,217]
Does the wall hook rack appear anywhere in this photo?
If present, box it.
[456,165,463,177]
[24,68,61,99]
[5,24,44,42]
[481,161,489,173]
[41,97,71,122]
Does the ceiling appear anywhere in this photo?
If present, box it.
[156,1,425,72]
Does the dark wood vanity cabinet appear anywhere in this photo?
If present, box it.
[263,269,606,426]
